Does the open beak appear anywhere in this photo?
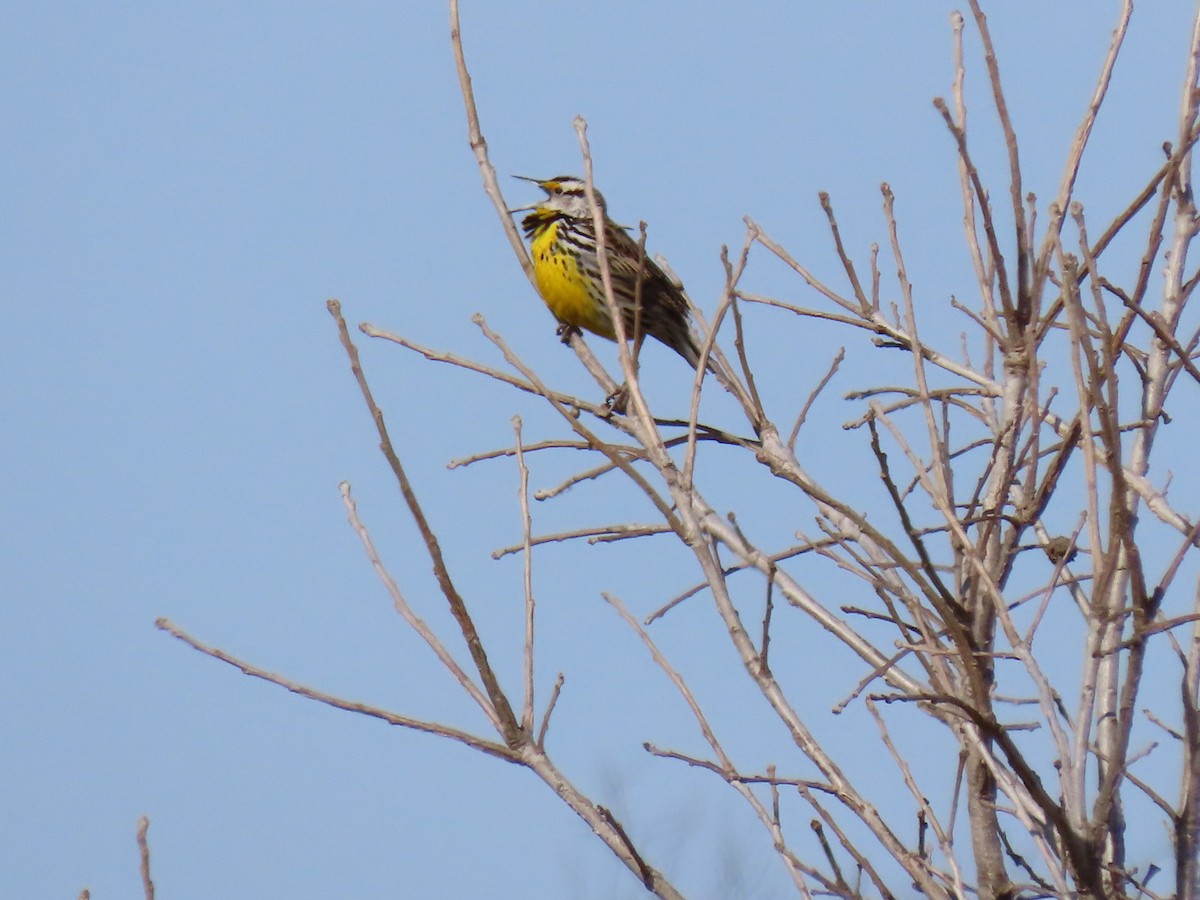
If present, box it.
[510,175,548,215]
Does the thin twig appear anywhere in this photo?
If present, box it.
[536,673,564,749]
[492,523,671,560]
[137,816,155,900]
[788,348,845,452]
[156,618,517,760]
[337,478,498,726]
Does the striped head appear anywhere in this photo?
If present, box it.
[516,175,607,222]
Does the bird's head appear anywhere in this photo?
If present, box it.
[513,175,607,219]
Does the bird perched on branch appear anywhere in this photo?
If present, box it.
[514,175,705,369]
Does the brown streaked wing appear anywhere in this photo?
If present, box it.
[602,221,690,317]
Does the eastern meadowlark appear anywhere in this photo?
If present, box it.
[515,175,704,368]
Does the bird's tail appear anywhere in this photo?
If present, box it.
[672,329,704,370]
[673,328,736,386]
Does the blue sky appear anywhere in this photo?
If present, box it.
[4,3,1196,898]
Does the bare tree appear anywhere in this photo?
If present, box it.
[161,2,1200,897]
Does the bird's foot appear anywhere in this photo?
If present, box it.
[605,384,629,415]
[556,323,582,345]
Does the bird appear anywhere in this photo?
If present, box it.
[514,175,705,369]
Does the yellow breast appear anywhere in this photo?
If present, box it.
[529,222,615,339]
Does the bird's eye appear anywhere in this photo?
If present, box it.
[551,186,562,195]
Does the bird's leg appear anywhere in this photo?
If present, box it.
[555,321,627,413]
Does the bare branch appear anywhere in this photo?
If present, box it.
[447,0,532,283]
[514,418,536,732]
